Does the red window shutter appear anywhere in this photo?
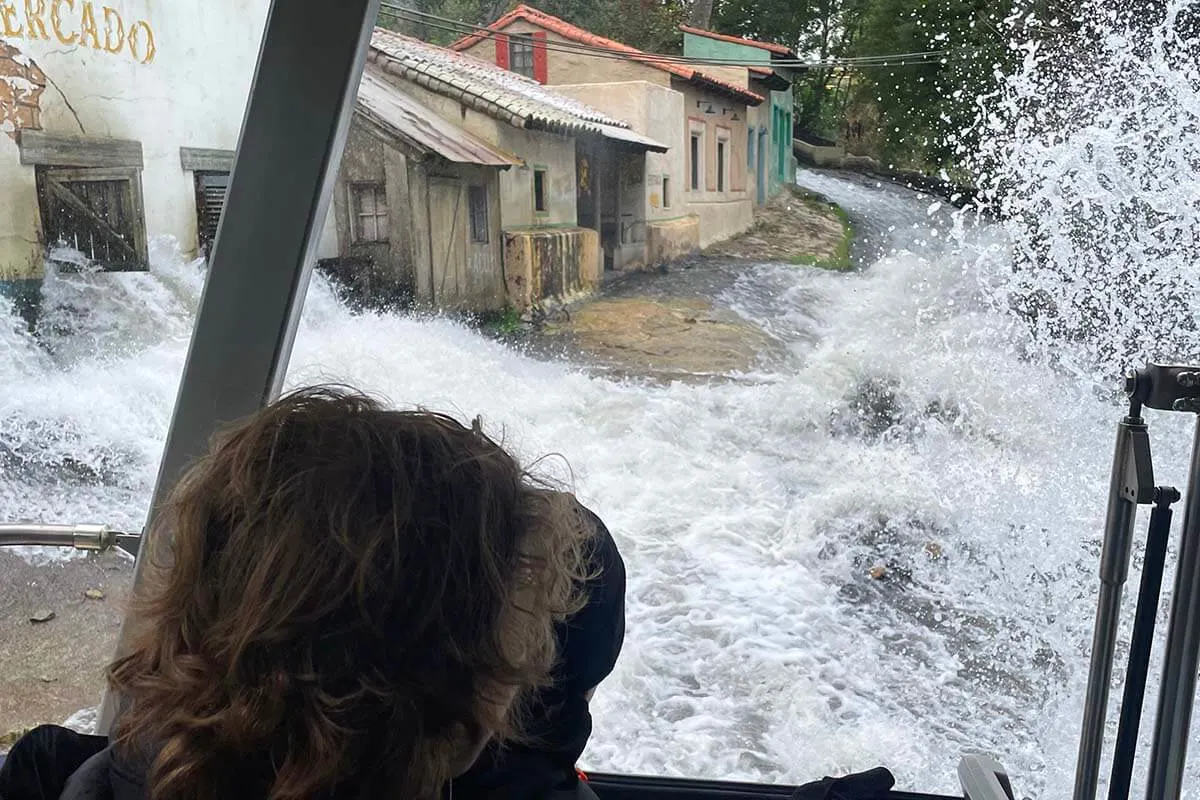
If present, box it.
[532,31,548,83]
[495,33,509,69]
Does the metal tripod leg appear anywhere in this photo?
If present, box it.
[1145,419,1200,800]
[1107,489,1179,800]
[1074,414,1155,800]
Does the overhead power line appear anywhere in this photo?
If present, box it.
[378,3,957,70]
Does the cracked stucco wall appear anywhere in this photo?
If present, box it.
[1,0,272,282]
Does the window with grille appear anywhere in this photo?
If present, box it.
[509,33,535,79]
[468,185,489,243]
[351,183,388,243]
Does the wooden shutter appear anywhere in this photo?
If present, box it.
[195,171,230,255]
[532,31,548,83]
[36,165,148,271]
[495,33,509,69]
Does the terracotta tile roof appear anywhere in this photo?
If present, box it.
[679,24,797,58]
[449,5,764,106]
[368,30,668,152]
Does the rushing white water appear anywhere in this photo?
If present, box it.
[966,0,1200,379]
[6,175,1194,796]
[6,4,1200,795]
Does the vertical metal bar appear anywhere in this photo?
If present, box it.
[1146,420,1200,800]
[1108,491,1177,800]
[97,0,381,734]
[1074,418,1149,800]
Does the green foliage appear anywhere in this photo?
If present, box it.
[475,305,524,337]
[847,0,1018,170]
[712,0,864,137]
[790,189,854,271]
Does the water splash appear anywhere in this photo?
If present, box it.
[967,0,1200,380]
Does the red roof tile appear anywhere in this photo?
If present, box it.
[449,5,763,106]
[679,24,797,58]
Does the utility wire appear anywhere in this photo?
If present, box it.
[391,4,949,65]
[387,5,950,68]
[379,3,955,70]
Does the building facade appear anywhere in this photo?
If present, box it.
[681,25,799,203]
[321,30,665,313]
[451,5,764,254]
[0,0,276,320]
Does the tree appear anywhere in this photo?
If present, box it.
[689,0,715,29]
[711,0,864,136]
[847,0,1017,169]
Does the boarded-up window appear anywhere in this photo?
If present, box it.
[35,165,148,270]
[194,171,230,256]
[352,183,388,243]
[509,34,535,79]
[468,185,489,243]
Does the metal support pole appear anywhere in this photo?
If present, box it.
[1145,419,1200,800]
[0,522,136,553]
[1107,488,1179,800]
[1074,415,1155,800]
[97,0,380,734]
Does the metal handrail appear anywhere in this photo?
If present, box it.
[0,523,141,556]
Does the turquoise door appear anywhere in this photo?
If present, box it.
[757,128,767,205]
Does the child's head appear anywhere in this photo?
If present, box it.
[109,386,587,799]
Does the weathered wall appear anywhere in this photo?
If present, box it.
[794,137,846,168]
[614,150,645,269]
[678,80,754,246]
[681,31,795,199]
[0,0,270,288]
[328,117,506,312]
[554,80,685,228]
[558,76,754,254]
[458,22,671,88]
[504,226,599,310]
[427,164,504,311]
[493,125,576,228]
[690,198,753,248]
[646,215,699,265]
[680,81,751,196]
[373,72,577,230]
[327,121,414,305]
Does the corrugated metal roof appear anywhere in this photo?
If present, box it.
[591,120,669,153]
[449,5,765,106]
[369,29,667,152]
[356,69,521,167]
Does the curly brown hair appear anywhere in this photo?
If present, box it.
[107,386,589,800]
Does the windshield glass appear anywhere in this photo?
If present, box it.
[3,1,1199,797]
